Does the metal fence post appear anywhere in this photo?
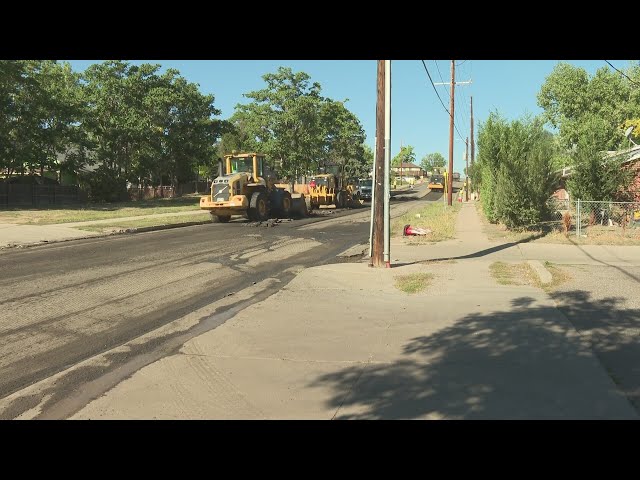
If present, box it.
[576,199,581,238]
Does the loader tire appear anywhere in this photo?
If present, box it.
[280,191,292,218]
[249,191,269,222]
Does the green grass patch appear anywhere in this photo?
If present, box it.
[540,262,572,292]
[76,212,211,232]
[475,202,544,242]
[0,195,203,225]
[489,261,538,286]
[490,260,572,292]
[393,202,461,243]
[394,272,434,294]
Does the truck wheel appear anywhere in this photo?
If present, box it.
[249,191,269,221]
[336,191,346,208]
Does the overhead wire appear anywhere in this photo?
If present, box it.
[420,60,465,142]
[604,60,640,88]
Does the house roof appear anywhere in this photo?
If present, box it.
[392,162,422,169]
[559,145,640,178]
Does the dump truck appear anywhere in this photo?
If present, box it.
[200,152,307,222]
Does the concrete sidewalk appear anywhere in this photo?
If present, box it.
[0,222,102,247]
[0,210,210,248]
[65,201,638,419]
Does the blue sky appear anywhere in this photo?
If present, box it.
[67,60,620,174]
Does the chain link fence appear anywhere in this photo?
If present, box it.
[546,198,640,239]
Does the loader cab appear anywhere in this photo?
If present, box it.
[309,174,336,190]
[225,153,265,182]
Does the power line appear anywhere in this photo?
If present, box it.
[458,62,471,132]
[605,60,640,88]
[457,62,469,134]
[420,60,465,142]
[456,60,468,66]
[421,60,452,116]
[435,59,470,134]
[434,60,450,100]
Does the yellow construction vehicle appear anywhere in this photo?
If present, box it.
[200,152,307,222]
[428,173,445,192]
[306,173,362,211]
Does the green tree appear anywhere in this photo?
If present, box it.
[0,60,85,180]
[318,99,366,180]
[215,118,256,159]
[232,67,366,182]
[148,73,222,188]
[81,60,158,193]
[233,67,325,180]
[566,117,633,201]
[0,60,30,176]
[81,61,221,199]
[476,112,558,228]
[537,62,640,151]
[392,145,416,167]
[362,143,374,172]
[30,61,85,179]
[421,152,446,173]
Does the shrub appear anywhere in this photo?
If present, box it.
[79,166,128,203]
[475,112,557,229]
[562,211,572,235]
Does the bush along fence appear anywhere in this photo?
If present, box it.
[0,181,213,207]
[126,181,212,200]
[0,184,88,208]
[547,198,640,239]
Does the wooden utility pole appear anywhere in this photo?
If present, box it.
[447,60,455,206]
[470,95,475,193]
[399,140,403,186]
[465,137,469,202]
[370,60,385,268]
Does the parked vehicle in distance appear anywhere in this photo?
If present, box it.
[453,172,461,181]
[358,178,373,200]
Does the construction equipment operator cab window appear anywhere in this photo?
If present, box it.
[230,157,253,174]
[310,177,328,188]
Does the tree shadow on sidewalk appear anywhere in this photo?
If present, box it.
[309,292,640,419]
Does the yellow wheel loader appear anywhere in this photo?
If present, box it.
[306,173,363,212]
[200,153,307,222]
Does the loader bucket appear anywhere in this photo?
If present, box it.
[290,194,309,218]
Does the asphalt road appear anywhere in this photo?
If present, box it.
[0,184,441,418]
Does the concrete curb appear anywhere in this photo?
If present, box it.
[336,243,369,258]
[118,220,212,234]
[527,260,553,284]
